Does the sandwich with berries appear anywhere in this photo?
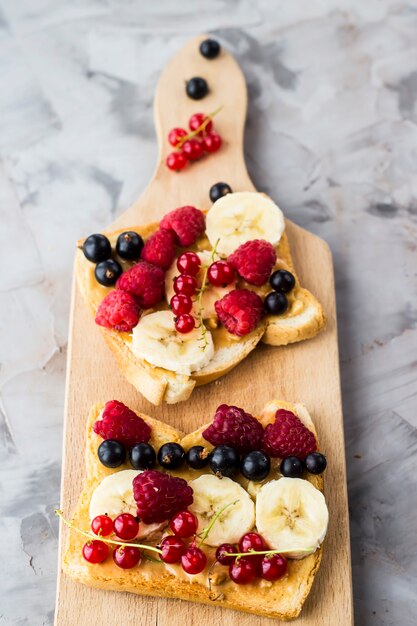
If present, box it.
[60,399,329,619]
[76,192,325,404]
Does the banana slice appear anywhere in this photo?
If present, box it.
[89,470,166,539]
[131,311,214,375]
[256,478,328,558]
[188,474,255,546]
[206,191,285,256]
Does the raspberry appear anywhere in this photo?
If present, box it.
[228,240,276,286]
[141,229,176,270]
[116,261,165,308]
[203,404,264,453]
[93,400,151,447]
[262,409,317,459]
[160,206,205,247]
[132,470,193,524]
[95,290,141,332]
[215,289,263,336]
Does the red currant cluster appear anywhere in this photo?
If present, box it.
[83,513,142,569]
[166,112,222,172]
[159,510,208,575]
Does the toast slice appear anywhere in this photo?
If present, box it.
[62,400,326,620]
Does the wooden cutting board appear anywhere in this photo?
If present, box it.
[55,35,353,625]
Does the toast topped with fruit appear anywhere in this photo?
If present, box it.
[76,192,325,404]
[61,399,328,620]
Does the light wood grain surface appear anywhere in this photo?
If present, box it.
[55,35,353,625]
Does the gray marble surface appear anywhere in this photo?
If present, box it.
[1,1,417,625]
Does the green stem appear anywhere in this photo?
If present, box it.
[197,500,239,548]
[227,547,315,559]
[176,106,223,149]
[196,238,220,349]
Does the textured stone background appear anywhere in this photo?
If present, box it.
[1,1,417,625]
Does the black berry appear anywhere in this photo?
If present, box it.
[240,450,270,482]
[305,452,327,475]
[280,456,303,478]
[157,442,185,470]
[199,39,221,59]
[186,77,208,100]
[130,443,156,470]
[98,439,126,468]
[82,234,111,263]
[116,231,144,261]
[95,259,123,286]
[209,445,240,478]
[269,269,295,293]
[186,445,209,470]
[264,291,288,315]
[209,182,232,203]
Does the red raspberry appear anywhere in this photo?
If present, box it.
[93,400,151,447]
[215,289,263,336]
[160,206,205,247]
[95,290,141,332]
[228,240,277,286]
[132,470,193,524]
[116,261,165,309]
[141,229,176,270]
[203,404,264,453]
[262,409,317,459]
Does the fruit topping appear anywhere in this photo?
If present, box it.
[97,439,126,468]
[159,536,186,563]
[216,543,236,565]
[189,112,213,135]
[173,274,197,296]
[269,269,295,293]
[132,470,193,524]
[116,260,165,308]
[82,540,109,564]
[82,234,111,263]
[264,291,288,315]
[91,515,113,537]
[258,553,287,581]
[207,260,235,287]
[175,313,196,334]
[157,442,185,470]
[166,151,188,172]
[95,259,123,286]
[202,132,222,153]
[177,251,201,276]
[93,400,151,447]
[141,229,176,270]
[228,239,276,286]
[228,556,257,584]
[181,546,207,574]
[214,288,264,337]
[113,513,139,540]
[168,127,188,147]
[129,442,156,470]
[199,38,221,59]
[170,294,193,315]
[203,404,263,453]
[169,510,198,538]
[116,231,144,261]
[280,456,304,478]
[186,77,208,100]
[182,138,204,160]
[95,290,141,332]
[305,452,327,475]
[239,532,268,559]
[209,445,240,478]
[262,409,317,459]
[185,445,209,470]
[240,450,271,482]
[113,545,141,569]
[209,182,232,203]
[160,206,205,247]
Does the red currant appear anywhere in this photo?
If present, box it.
[182,139,204,161]
[188,113,213,135]
[216,543,236,565]
[207,261,235,287]
[113,513,139,541]
[169,510,198,538]
[173,274,197,296]
[228,556,257,584]
[175,314,195,334]
[168,127,187,147]
[166,151,187,172]
[258,553,288,581]
[181,546,207,575]
[90,514,113,537]
[202,132,222,153]
[177,251,201,276]
[170,294,192,315]
[113,546,141,569]
[159,536,186,564]
[238,532,268,558]
[82,540,109,564]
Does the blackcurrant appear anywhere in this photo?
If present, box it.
[209,182,232,203]
[199,39,221,59]
[98,439,126,468]
[95,259,123,286]
[264,291,288,315]
[209,445,240,478]
[130,442,156,470]
[280,456,303,478]
[186,77,208,100]
[116,231,144,261]
[240,450,271,482]
[305,452,327,475]
[82,234,111,263]
[157,442,185,470]
[269,269,295,293]
[185,445,209,470]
